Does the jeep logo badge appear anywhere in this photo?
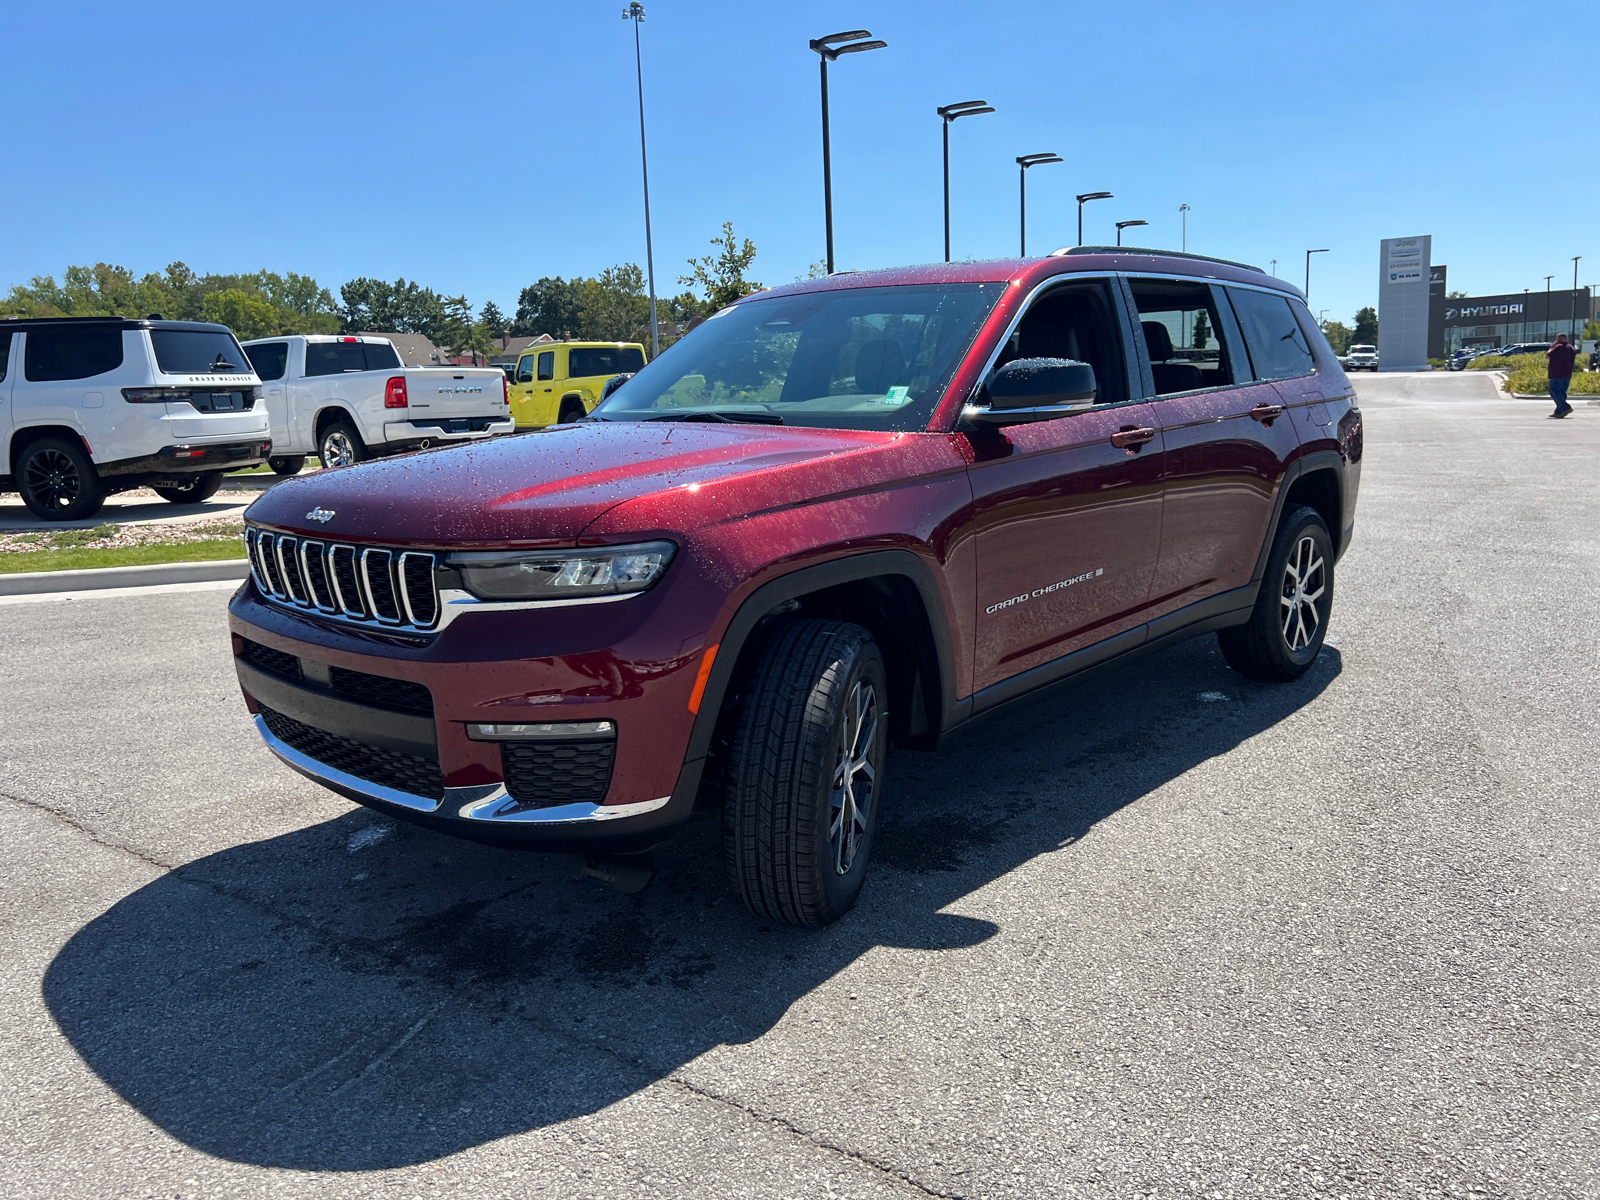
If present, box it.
[306,507,336,524]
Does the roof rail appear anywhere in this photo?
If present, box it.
[1047,246,1266,274]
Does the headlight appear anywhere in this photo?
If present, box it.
[446,541,676,601]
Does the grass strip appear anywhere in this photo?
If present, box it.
[0,539,246,574]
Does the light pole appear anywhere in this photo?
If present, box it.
[1115,219,1147,247]
[1522,289,1528,343]
[1075,191,1112,246]
[1179,203,1190,253]
[623,3,658,358]
[1572,256,1582,341]
[1270,259,1277,277]
[1545,275,1554,340]
[1015,153,1061,256]
[937,101,994,262]
[1305,248,1329,301]
[809,30,887,276]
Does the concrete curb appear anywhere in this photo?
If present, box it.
[222,471,317,491]
[0,558,250,596]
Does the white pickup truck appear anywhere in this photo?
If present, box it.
[240,335,514,473]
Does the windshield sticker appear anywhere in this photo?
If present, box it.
[985,567,1104,615]
[882,386,911,406]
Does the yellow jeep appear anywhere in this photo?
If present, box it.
[509,341,647,428]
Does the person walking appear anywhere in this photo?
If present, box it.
[1547,333,1578,418]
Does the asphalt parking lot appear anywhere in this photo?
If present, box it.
[1,370,1595,1199]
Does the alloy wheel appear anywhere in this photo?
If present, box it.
[829,677,879,875]
[322,432,356,467]
[1279,534,1326,652]
[23,447,83,511]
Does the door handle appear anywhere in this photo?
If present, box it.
[1110,426,1156,450]
[1250,403,1284,423]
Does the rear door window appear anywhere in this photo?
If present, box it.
[304,341,367,375]
[245,341,289,381]
[24,327,125,381]
[1227,288,1316,381]
[151,328,250,375]
[362,341,402,371]
[1128,279,1237,395]
[537,351,554,381]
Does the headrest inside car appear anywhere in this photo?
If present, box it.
[855,340,906,395]
[1141,321,1175,361]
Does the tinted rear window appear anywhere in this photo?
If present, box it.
[569,346,645,377]
[1228,288,1316,381]
[24,327,125,381]
[305,340,401,375]
[244,341,289,381]
[151,328,251,375]
[0,332,11,381]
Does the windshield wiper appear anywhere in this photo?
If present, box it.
[209,353,237,371]
[644,411,783,425]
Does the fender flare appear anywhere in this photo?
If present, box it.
[7,421,93,471]
[680,549,966,771]
[1251,449,1347,583]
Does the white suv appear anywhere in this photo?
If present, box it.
[0,317,271,521]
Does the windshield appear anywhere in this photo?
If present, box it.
[594,282,1005,431]
[151,328,254,375]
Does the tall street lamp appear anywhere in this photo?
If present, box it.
[1270,259,1277,277]
[1572,256,1583,340]
[1076,191,1112,246]
[1179,203,1190,252]
[937,101,994,262]
[1522,289,1528,342]
[1015,153,1062,256]
[809,30,887,276]
[1305,248,1329,301]
[1115,219,1147,246]
[623,3,658,358]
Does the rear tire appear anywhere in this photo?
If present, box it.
[318,420,365,469]
[268,455,306,476]
[153,471,224,505]
[557,397,587,424]
[1218,505,1334,681]
[17,436,105,522]
[723,619,888,928]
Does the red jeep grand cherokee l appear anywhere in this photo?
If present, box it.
[230,250,1361,927]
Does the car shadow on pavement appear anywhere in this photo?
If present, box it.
[43,637,1340,1171]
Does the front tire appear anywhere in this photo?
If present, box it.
[723,619,888,928]
[153,471,224,505]
[267,455,306,476]
[18,436,105,521]
[318,421,365,469]
[1218,505,1334,681]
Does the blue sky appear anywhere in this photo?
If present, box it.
[3,0,1593,327]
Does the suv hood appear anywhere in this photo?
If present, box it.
[245,422,898,546]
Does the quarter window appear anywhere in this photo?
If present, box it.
[244,341,289,381]
[537,351,554,381]
[1129,280,1236,395]
[1227,288,1316,381]
[569,346,646,376]
[23,327,125,382]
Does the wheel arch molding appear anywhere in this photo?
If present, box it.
[1252,450,1347,583]
[683,550,963,774]
[8,422,93,471]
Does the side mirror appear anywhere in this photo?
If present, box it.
[964,358,1097,426]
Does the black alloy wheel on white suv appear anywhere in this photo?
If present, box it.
[17,436,106,522]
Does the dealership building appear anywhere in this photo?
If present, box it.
[1429,266,1596,356]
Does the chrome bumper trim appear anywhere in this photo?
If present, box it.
[255,714,668,826]
[256,714,443,814]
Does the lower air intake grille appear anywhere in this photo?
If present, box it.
[260,706,444,802]
[329,666,434,716]
[240,638,301,681]
[501,740,616,808]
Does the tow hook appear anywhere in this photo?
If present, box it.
[569,855,655,895]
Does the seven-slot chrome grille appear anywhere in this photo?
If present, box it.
[246,527,440,630]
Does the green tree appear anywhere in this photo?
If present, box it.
[1352,306,1379,345]
[577,264,649,342]
[512,277,584,338]
[339,277,449,340]
[479,300,508,335]
[1583,318,1600,343]
[679,220,761,311]
[200,289,281,340]
[1321,320,1354,355]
